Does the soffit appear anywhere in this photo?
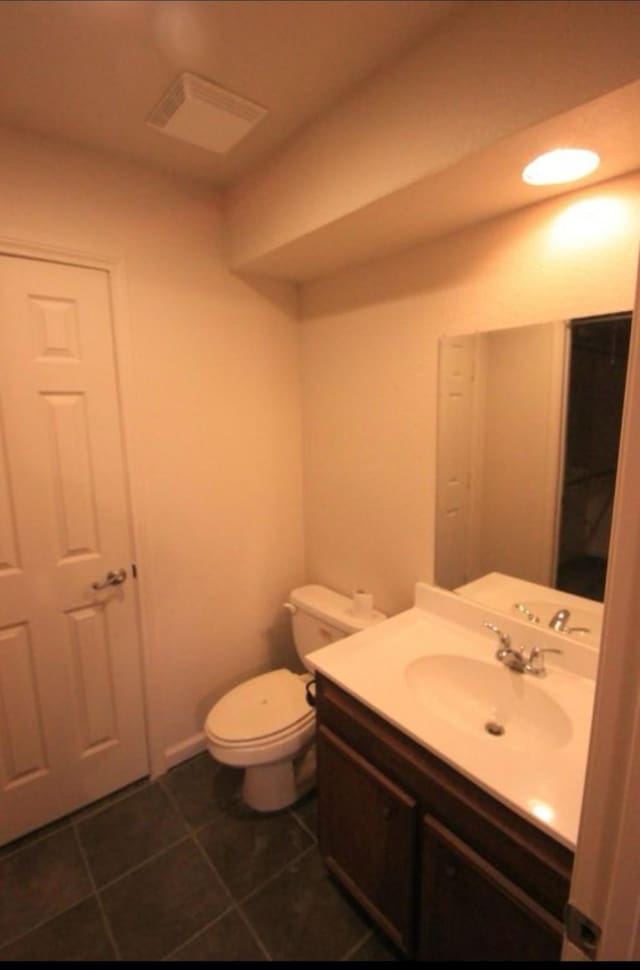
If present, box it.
[237,80,640,282]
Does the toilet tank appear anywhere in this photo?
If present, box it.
[288,584,386,670]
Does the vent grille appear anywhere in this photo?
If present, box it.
[147,73,267,154]
[188,77,264,124]
[148,78,187,129]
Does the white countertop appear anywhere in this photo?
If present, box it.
[307,583,596,851]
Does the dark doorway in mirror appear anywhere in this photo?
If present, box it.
[555,311,632,603]
[556,553,607,603]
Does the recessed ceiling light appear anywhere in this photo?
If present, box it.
[522,148,600,186]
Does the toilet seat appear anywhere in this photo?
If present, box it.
[205,668,313,747]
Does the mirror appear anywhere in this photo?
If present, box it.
[435,311,631,644]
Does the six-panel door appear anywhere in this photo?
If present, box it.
[0,255,148,844]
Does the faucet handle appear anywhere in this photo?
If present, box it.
[483,621,511,652]
[525,645,563,676]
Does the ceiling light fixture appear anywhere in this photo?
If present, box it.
[522,148,600,186]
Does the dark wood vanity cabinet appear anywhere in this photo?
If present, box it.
[316,674,572,961]
[318,725,417,952]
[419,816,564,960]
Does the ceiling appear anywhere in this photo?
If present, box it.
[0,0,462,187]
[2,1,638,283]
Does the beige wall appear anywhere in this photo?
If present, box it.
[300,172,640,617]
[473,322,565,586]
[0,126,304,765]
[2,122,638,770]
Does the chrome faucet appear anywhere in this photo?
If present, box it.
[549,608,570,632]
[483,622,562,675]
[483,621,525,671]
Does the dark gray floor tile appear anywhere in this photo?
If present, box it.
[291,789,318,840]
[0,897,115,962]
[160,753,242,828]
[168,909,266,962]
[348,929,404,961]
[242,848,371,961]
[70,776,150,823]
[197,800,312,900]
[100,838,231,961]
[0,815,71,859]
[76,782,187,886]
[0,828,92,947]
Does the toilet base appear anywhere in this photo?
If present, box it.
[242,744,316,812]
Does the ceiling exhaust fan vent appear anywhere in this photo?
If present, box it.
[147,73,267,155]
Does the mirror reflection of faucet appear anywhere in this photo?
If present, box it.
[549,608,570,631]
[548,608,591,636]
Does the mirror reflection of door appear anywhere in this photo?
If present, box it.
[555,312,632,602]
[435,335,477,589]
[435,312,632,603]
[436,322,566,591]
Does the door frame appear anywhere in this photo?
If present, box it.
[0,234,165,779]
[563,256,640,959]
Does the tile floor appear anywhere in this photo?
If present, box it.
[0,753,401,962]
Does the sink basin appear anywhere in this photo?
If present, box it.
[510,601,601,645]
[405,654,573,752]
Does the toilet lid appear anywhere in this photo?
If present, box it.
[205,669,313,744]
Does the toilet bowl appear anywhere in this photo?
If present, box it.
[205,668,316,811]
[204,585,385,812]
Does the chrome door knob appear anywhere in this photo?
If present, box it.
[92,568,127,590]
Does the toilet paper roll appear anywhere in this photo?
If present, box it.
[352,589,374,618]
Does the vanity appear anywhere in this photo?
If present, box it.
[308,583,596,960]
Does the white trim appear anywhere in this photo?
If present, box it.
[165,733,207,770]
[541,319,568,586]
[550,320,571,586]
[0,234,166,779]
[107,260,166,779]
[563,940,588,962]
[564,253,640,960]
[0,235,119,271]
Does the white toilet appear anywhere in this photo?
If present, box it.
[204,584,384,812]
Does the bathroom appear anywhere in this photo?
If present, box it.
[1,0,640,961]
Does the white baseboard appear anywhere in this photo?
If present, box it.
[163,732,207,771]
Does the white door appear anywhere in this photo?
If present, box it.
[0,254,148,845]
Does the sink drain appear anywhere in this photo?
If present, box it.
[485,720,505,736]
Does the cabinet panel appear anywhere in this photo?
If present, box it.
[419,815,563,961]
[317,725,417,953]
[317,673,572,920]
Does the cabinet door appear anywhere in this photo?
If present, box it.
[317,726,417,953]
[419,815,563,961]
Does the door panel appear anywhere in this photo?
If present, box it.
[0,622,48,786]
[436,334,476,589]
[0,255,148,844]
